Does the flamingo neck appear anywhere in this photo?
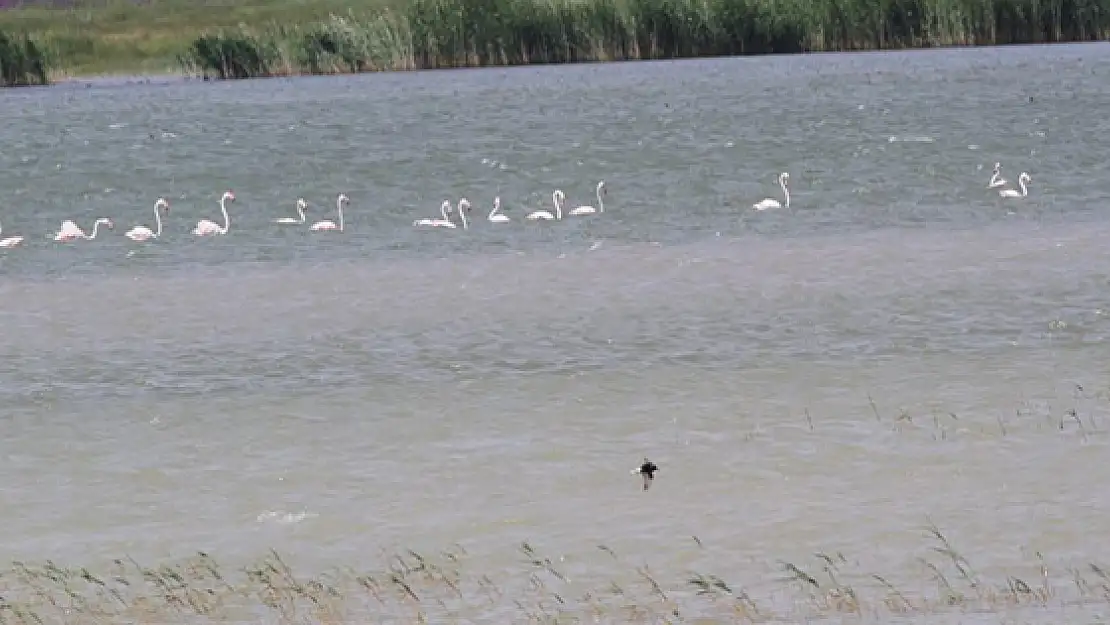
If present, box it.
[336,202,345,232]
[440,204,450,222]
[597,188,604,213]
[154,207,163,237]
[780,179,790,207]
[87,221,102,239]
[220,198,230,233]
[458,206,468,229]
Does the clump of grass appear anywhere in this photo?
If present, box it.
[0,525,1107,622]
[0,28,48,86]
[178,28,281,80]
[178,0,1110,80]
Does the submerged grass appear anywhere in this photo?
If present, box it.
[1,524,1108,622]
[1,0,1110,79]
[0,28,49,85]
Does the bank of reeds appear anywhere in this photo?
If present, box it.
[0,523,1108,622]
[0,28,48,86]
[179,0,1110,79]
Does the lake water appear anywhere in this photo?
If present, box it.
[2,43,1110,622]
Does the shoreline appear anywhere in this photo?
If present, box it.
[3,0,1109,87]
[23,40,1109,87]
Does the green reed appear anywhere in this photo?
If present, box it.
[0,525,1107,623]
[176,0,1110,79]
[0,29,49,86]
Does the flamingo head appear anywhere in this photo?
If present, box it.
[1020,173,1031,183]
[993,162,1002,171]
[597,181,606,194]
[458,198,472,213]
[223,191,236,202]
[296,198,307,209]
[156,197,170,212]
[98,218,114,229]
[553,189,566,205]
[337,193,350,205]
[780,172,790,184]
[494,196,500,209]
[441,200,452,213]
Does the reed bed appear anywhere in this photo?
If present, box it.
[0,28,49,86]
[1,524,1108,623]
[178,0,1110,79]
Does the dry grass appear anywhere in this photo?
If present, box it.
[1,524,1108,623]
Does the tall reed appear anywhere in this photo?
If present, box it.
[179,0,1110,79]
[0,28,48,86]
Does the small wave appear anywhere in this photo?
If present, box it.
[256,509,317,524]
[887,135,935,143]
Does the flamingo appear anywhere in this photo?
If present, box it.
[987,162,1007,189]
[527,190,564,221]
[753,172,790,210]
[488,196,510,223]
[999,173,1031,199]
[54,218,113,242]
[194,191,235,236]
[0,219,24,248]
[275,198,308,224]
[125,198,170,242]
[438,198,471,229]
[414,200,455,228]
[310,194,349,232]
[568,181,606,216]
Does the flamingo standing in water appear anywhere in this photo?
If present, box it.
[987,163,1008,189]
[999,173,1031,199]
[126,198,170,242]
[753,172,790,210]
[310,194,349,232]
[414,200,456,228]
[194,191,235,236]
[488,196,510,223]
[442,198,471,230]
[0,219,24,248]
[527,190,564,220]
[54,218,113,242]
[568,181,606,216]
[275,199,308,224]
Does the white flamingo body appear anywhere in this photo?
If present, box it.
[126,198,169,242]
[568,181,606,216]
[0,220,23,248]
[488,197,510,223]
[999,172,1031,198]
[527,190,564,221]
[194,191,234,236]
[275,199,307,224]
[311,194,349,232]
[415,201,456,228]
[54,218,113,241]
[987,162,1007,189]
[753,173,790,210]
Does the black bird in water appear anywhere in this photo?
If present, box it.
[631,458,659,491]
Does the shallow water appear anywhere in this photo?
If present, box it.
[2,43,1110,622]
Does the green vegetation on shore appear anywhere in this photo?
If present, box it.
[1,0,1109,83]
[0,524,1107,622]
[0,28,47,86]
